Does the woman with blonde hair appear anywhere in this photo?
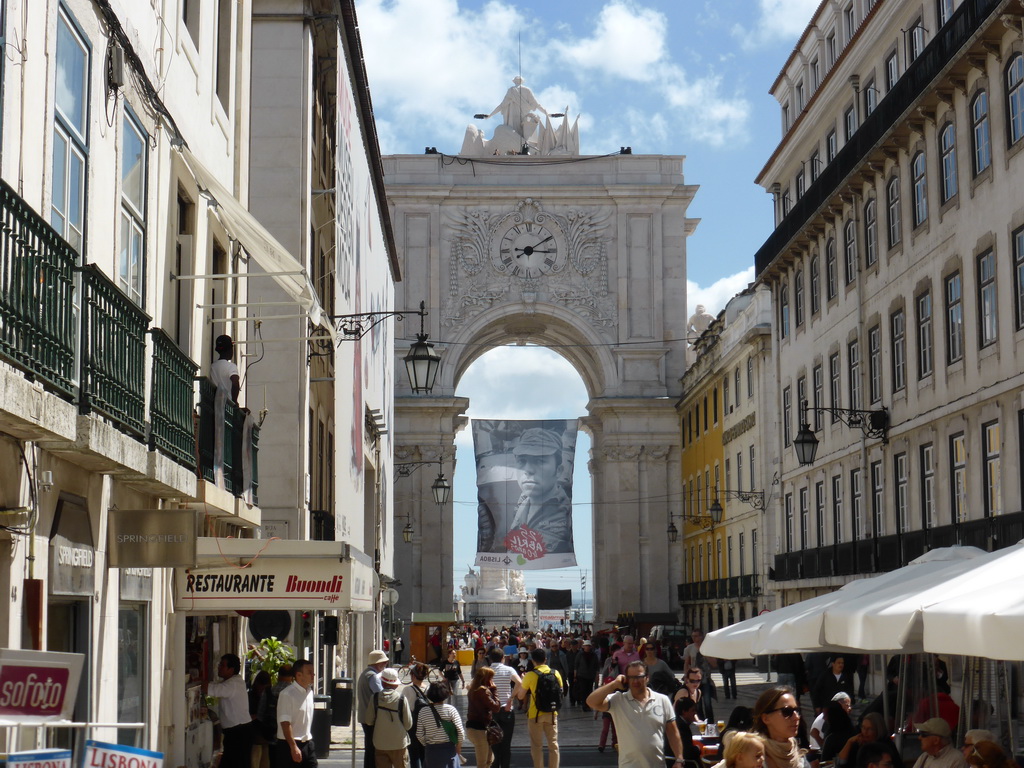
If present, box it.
[751,687,809,768]
[465,666,500,768]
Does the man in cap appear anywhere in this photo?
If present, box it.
[507,428,573,554]
[574,640,600,711]
[912,718,969,768]
[365,668,412,768]
[358,649,390,768]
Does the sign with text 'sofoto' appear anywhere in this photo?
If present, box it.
[0,648,84,724]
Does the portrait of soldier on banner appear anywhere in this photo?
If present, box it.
[472,419,578,570]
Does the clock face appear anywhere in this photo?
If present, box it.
[497,221,559,278]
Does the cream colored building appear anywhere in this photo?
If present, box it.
[755,0,1024,606]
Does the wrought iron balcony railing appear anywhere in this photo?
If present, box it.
[149,328,199,468]
[198,377,260,502]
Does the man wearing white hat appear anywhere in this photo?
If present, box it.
[912,718,968,768]
[366,668,412,768]
[358,650,390,768]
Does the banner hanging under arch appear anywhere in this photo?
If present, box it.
[472,419,578,570]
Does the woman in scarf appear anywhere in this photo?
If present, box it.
[752,687,809,768]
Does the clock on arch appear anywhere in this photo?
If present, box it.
[492,216,566,279]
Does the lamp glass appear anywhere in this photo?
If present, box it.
[667,520,679,543]
[431,472,451,505]
[794,423,819,466]
[710,499,724,524]
[404,334,441,393]
[402,522,413,543]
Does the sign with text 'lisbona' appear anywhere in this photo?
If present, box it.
[84,741,163,768]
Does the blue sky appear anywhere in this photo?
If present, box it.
[356,0,819,605]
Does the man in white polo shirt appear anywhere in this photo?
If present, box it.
[587,660,684,768]
[277,659,316,768]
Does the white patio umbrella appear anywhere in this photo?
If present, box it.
[822,541,1024,653]
[701,545,986,658]
[922,576,1024,660]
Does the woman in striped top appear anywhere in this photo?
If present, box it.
[415,682,465,768]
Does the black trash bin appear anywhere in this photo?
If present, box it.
[312,694,332,758]
[331,677,353,726]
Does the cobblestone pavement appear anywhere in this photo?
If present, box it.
[322,665,788,768]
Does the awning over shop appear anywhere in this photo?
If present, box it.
[176,145,324,327]
[174,538,374,612]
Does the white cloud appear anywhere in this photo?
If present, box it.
[732,0,821,50]
[688,266,756,316]
[554,1,668,82]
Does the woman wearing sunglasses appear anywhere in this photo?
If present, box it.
[752,687,809,768]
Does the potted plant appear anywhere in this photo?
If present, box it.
[246,636,296,685]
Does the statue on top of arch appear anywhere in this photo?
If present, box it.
[462,76,580,157]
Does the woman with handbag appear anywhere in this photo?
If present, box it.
[465,667,501,768]
[415,682,465,768]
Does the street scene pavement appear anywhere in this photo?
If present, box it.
[322,665,782,768]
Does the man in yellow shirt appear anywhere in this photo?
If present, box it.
[514,648,562,768]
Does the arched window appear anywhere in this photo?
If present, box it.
[972,91,991,174]
[843,219,857,284]
[940,123,957,201]
[912,152,928,227]
[795,269,805,326]
[887,177,902,246]
[810,254,821,315]
[779,280,790,338]
[864,199,877,267]
[826,238,838,299]
[1008,54,1024,144]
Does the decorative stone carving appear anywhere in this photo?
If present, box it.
[645,445,672,461]
[443,199,615,331]
[687,304,714,338]
[600,445,642,462]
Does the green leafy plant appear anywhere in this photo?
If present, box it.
[246,636,296,685]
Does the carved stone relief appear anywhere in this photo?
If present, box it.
[443,198,616,333]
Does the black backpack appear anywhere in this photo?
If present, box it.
[533,670,562,713]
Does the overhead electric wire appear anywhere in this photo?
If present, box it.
[395,335,710,351]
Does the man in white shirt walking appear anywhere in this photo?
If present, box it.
[205,653,252,768]
[277,659,316,768]
[488,648,522,768]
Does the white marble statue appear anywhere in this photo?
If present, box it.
[508,569,525,597]
[687,304,714,338]
[461,77,581,157]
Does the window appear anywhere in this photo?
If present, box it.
[1016,227,1024,329]
[951,432,967,523]
[182,0,201,45]
[782,188,792,217]
[796,170,805,200]
[978,250,997,347]
[831,475,843,543]
[946,271,963,363]
[782,103,791,133]
[795,269,805,327]
[871,460,884,536]
[737,452,743,491]
[938,0,954,25]
[815,482,825,546]
[868,325,882,404]
[829,352,841,423]
[120,115,147,305]
[51,8,90,253]
[845,106,857,142]
[865,79,878,115]
[851,468,864,539]
[796,81,805,111]
[887,177,902,247]
[940,123,958,201]
[810,254,821,315]
[1007,54,1024,144]
[984,422,1001,516]
[864,199,878,267]
[785,494,794,551]
[724,378,730,416]
[827,31,837,67]
[813,364,824,431]
[844,4,855,44]
[972,91,992,174]
[735,368,741,408]
[783,386,792,447]
[886,53,899,90]
[921,443,935,529]
[909,21,926,61]
[827,130,837,163]
[713,387,719,423]
[812,59,820,91]
[739,532,745,576]
[848,339,861,409]
[826,238,838,299]
[727,536,733,576]
[891,309,906,392]
[844,219,857,285]
[799,488,809,549]
[917,291,933,378]
[747,357,754,397]
[797,376,807,427]
[894,452,908,533]
[749,445,756,489]
[215,0,232,111]
[780,281,790,338]
[912,152,928,227]
[810,150,820,182]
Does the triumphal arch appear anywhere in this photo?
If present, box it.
[387,78,699,628]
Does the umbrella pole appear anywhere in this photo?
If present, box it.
[1001,660,1015,755]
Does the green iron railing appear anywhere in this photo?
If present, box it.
[0,178,78,397]
[198,377,260,503]
[149,328,198,468]
[79,263,149,438]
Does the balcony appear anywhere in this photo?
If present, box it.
[772,513,1024,581]
[150,328,199,467]
[197,377,260,503]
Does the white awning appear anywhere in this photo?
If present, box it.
[174,538,374,612]
[177,145,324,327]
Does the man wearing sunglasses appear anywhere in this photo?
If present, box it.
[587,660,684,767]
[912,718,968,768]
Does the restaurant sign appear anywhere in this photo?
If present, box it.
[0,648,84,724]
[174,538,374,612]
